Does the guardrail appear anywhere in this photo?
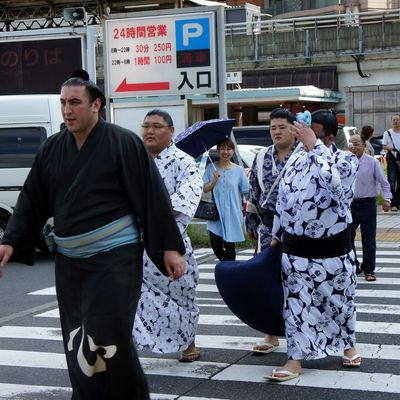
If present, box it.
[225,8,400,36]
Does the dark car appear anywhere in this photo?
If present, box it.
[232,126,272,147]
[370,136,383,155]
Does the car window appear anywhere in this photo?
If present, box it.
[0,127,47,168]
[232,126,272,147]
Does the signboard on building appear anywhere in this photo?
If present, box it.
[104,12,217,97]
[226,71,242,84]
[0,37,83,95]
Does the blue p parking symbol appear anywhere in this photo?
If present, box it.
[176,18,210,51]
[175,18,211,68]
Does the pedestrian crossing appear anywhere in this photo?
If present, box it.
[1,245,400,399]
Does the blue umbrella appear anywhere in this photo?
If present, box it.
[215,247,285,336]
[174,118,236,158]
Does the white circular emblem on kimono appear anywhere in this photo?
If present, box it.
[319,208,339,227]
[303,179,317,201]
[336,158,352,177]
[301,201,318,221]
[314,188,331,209]
[304,219,325,238]
[327,222,347,235]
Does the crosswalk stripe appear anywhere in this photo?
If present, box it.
[3,310,400,339]
[0,383,224,400]
[0,349,399,394]
[1,327,400,361]
[212,365,400,394]
[0,383,71,397]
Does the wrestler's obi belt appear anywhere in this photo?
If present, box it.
[282,228,352,259]
[215,247,284,336]
[43,215,140,258]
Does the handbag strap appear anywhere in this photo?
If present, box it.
[387,130,399,152]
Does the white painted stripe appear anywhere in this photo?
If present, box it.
[197,297,224,301]
[0,326,62,340]
[197,284,218,292]
[35,308,59,318]
[0,349,66,369]
[200,272,215,280]
[357,303,400,314]
[357,289,400,298]
[198,315,400,334]
[199,283,400,297]
[199,304,227,308]
[198,265,216,271]
[356,277,400,285]
[361,258,399,264]
[212,365,400,394]
[375,267,400,273]
[29,287,56,296]
[1,350,399,394]
[141,358,228,378]
[32,307,400,334]
[0,384,225,400]
[194,335,400,360]
[1,328,400,362]
[0,383,71,397]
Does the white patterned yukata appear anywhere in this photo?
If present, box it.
[133,143,203,353]
[273,141,359,360]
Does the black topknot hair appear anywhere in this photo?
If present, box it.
[71,69,90,81]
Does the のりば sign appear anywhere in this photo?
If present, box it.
[104,12,217,97]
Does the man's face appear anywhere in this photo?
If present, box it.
[60,85,99,135]
[348,136,365,158]
[141,114,174,156]
[270,117,295,150]
[392,115,400,130]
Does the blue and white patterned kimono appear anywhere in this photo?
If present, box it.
[246,142,299,251]
[273,141,359,360]
[133,143,203,353]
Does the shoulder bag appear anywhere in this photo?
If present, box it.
[194,191,219,221]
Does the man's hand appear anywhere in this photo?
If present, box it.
[0,244,14,279]
[164,250,186,280]
[292,121,317,152]
[382,200,391,212]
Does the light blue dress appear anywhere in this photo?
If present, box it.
[204,162,250,242]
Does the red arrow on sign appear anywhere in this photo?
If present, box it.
[115,78,170,92]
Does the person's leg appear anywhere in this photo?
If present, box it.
[209,231,226,261]
[56,245,150,400]
[223,240,236,261]
[358,202,377,276]
[387,163,398,207]
[350,203,361,274]
[395,169,400,208]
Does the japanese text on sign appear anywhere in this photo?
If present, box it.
[105,12,216,97]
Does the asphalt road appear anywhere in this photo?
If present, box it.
[0,244,400,400]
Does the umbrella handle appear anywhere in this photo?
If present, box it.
[203,145,217,171]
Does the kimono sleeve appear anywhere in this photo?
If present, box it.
[118,133,185,275]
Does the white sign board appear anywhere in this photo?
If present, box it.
[105,12,217,98]
[226,71,242,84]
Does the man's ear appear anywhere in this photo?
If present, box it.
[92,98,102,113]
[325,133,335,147]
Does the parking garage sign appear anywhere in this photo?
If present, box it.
[105,12,217,97]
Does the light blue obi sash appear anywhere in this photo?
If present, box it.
[43,215,139,258]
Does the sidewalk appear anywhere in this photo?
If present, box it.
[371,210,400,242]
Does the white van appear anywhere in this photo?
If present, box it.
[0,95,62,242]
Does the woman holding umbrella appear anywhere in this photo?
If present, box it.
[203,137,250,261]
